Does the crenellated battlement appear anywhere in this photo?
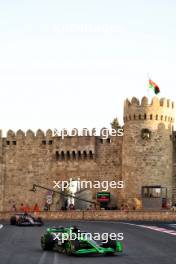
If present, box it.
[4,129,53,140]
[1,129,99,150]
[124,96,176,123]
[124,96,175,109]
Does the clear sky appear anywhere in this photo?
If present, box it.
[0,0,176,135]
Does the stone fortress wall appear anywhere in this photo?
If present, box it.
[0,129,122,211]
[0,96,176,211]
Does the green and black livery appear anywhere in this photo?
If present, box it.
[41,226,123,256]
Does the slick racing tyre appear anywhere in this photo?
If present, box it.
[102,237,116,249]
[65,240,80,256]
[37,217,44,226]
[10,216,17,225]
[101,237,117,255]
[41,234,54,251]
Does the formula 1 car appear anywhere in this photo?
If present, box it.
[41,226,123,256]
[10,213,43,226]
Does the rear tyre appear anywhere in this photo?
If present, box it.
[10,216,16,225]
[37,217,44,226]
[105,239,116,250]
[102,238,117,255]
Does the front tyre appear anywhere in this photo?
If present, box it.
[41,234,54,251]
[65,240,80,256]
[65,241,72,256]
[37,217,44,226]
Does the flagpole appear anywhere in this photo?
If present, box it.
[147,72,153,101]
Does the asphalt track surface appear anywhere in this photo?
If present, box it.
[0,220,176,264]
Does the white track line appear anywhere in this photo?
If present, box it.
[122,222,176,236]
[53,253,59,264]
[38,252,47,264]
[68,220,176,237]
[0,224,3,229]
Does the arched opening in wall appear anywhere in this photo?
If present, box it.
[56,151,59,160]
[139,114,141,120]
[161,115,163,121]
[144,114,147,120]
[66,151,70,160]
[6,140,10,145]
[129,115,131,120]
[72,151,76,160]
[42,140,46,145]
[99,138,104,144]
[89,150,93,159]
[156,115,158,120]
[78,151,81,160]
[106,138,111,143]
[83,151,87,160]
[150,114,152,120]
[165,116,167,121]
[134,114,136,120]
[61,151,65,161]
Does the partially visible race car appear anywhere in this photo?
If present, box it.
[10,213,43,226]
[41,226,123,256]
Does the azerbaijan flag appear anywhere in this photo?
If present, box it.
[149,79,160,94]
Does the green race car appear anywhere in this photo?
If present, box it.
[41,226,123,256]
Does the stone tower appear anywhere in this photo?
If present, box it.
[0,130,4,211]
[122,96,175,208]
